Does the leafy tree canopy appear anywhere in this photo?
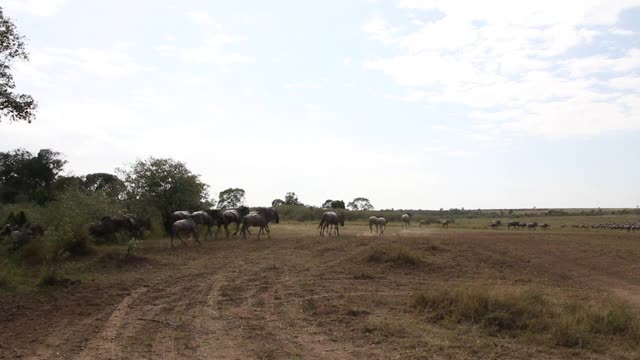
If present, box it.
[0,7,37,123]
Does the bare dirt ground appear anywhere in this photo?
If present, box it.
[2,223,640,359]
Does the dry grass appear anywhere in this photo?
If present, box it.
[412,286,640,349]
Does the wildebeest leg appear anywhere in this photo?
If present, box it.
[233,220,241,236]
[193,230,201,245]
[178,232,188,247]
[170,231,175,248]
[224,223,231,238]
[205,225,212,240]
[336,224,340,236]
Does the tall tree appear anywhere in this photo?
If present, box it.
[0,7,37,123]
[347,197,373,211]
[272,198,285,207]
[118,157,210,234]
[322,199,345,209]
[217,188,246,209]
[0,148,66,203]
[284,192,301,206]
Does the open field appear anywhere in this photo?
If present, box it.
[2,220,640,359]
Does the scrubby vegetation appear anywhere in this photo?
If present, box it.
[411,286,640,349]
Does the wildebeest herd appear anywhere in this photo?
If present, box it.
[168,206,280,247]
[2,208,638,250]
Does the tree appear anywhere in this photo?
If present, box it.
[0,148,66,204]
[217,188,245,209]
[0,7,37,123]
[272,198,285,207]
[118,157,210,234]
[347,197,373,211]
[323,199,345,209]
[284,192,301,206]
[84,172,125,198]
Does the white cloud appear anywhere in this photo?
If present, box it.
[186,10,213,26]
[363,0,640,137]
[362,17,399,44]
[16,44,151,83]
[284,82,321,89]
[180,32,252,65]
[4,0,66,16]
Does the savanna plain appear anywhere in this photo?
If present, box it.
[2,216,640,360]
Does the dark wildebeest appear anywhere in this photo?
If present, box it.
[401,213,411,230]
[89,216,133,243]
[369,216,378,234]
[527,222,538,230]
[124,214,151,239]
[171,218,200,247]
[507,220,519,230]
[440,219,454,228]
[489,220,502,229]
[171,211,191,222]
[540,223,550,230]
[318,211,345,237]
[221,206,251,238]
[376,217,387,235]
[419,219,431,227]
[191,211,217,240]
[241,207,279,240]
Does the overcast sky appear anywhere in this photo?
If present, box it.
[1,0,640,209]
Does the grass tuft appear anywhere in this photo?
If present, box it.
[366,246,424,267]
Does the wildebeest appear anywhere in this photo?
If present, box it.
[124,214,151,239]
[419,219,431,227]
[489,220,502,229]
[527,222,538,230]
[540,223,550,230]
[369,216,378,234]
[440,219,454,228]
[376,217,387,236]
[507,220,520,230]
[89,216,134,243]
[221,206,251,238]
[318,211,345,237]
[191,211,217,240]
[171,218,200,247]
[241,207,279,240]
[401,213,411,229]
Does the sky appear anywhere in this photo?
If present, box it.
[1,0,639,209]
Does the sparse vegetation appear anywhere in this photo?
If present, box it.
[366,245,425,267]
[412,286,640,349]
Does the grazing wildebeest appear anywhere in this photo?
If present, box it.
[401,213,411,230]
[221,206,251,238]
[419,219,431,228]
[171,218,200,247]
[318,211,345,237]
[540,223,550,230]
[527,222,538,230]
[241,207,279,240]
[440,219,454,228]
[369,216,378,234]
[376,217,387,235]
